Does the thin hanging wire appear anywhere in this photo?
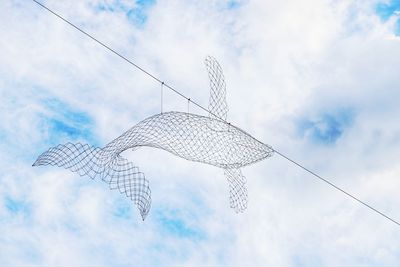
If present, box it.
[160,82,164,114]
[30,0,400,227]
[30,0,222,122]
[274,150,400,227]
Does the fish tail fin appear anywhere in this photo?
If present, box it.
[33,142,105,178]
[33,142,151,220]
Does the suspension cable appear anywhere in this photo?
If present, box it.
[30,0,400,227]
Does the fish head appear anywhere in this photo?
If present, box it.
[228,127,274,167]
[245,139,274,164]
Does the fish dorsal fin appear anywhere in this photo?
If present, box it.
[205,56,228,121]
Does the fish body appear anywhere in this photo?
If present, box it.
[33,56,274,219]
[102,111,272,169]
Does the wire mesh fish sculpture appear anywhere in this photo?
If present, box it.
[33,56,274,220]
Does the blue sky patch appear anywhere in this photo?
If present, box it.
[4,196,31,215]
[93,0,156,25]
[376,0,400,21]
[297,109,354,145]
[49,119,84,139]
[396,19,400,35]
[155,209,206,240]
[112,198,134,219]
[127,0,156,25]
[40,98,97,145]
[43,98,91,125]
[227,0,242,9]
[376,0,400,35]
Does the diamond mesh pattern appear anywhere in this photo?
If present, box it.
[205,56,228,121]
[33,143,151,220]
[33,57,274,219]
[225,168,248,212]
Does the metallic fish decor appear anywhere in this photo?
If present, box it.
[33,56,274,220]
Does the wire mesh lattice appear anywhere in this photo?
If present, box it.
[33,143,151,219]
[33,57,274,219]
[205,55,228,121]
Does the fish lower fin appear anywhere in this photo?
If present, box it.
[33,143,151,220]
[224,168,248,212]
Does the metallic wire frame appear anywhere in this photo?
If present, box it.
[33,56,274,220]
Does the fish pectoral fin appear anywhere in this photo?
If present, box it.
[224,168,248,213]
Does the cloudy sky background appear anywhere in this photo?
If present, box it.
[1,0,400,266]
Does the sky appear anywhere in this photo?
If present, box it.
[1,0,400,266]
